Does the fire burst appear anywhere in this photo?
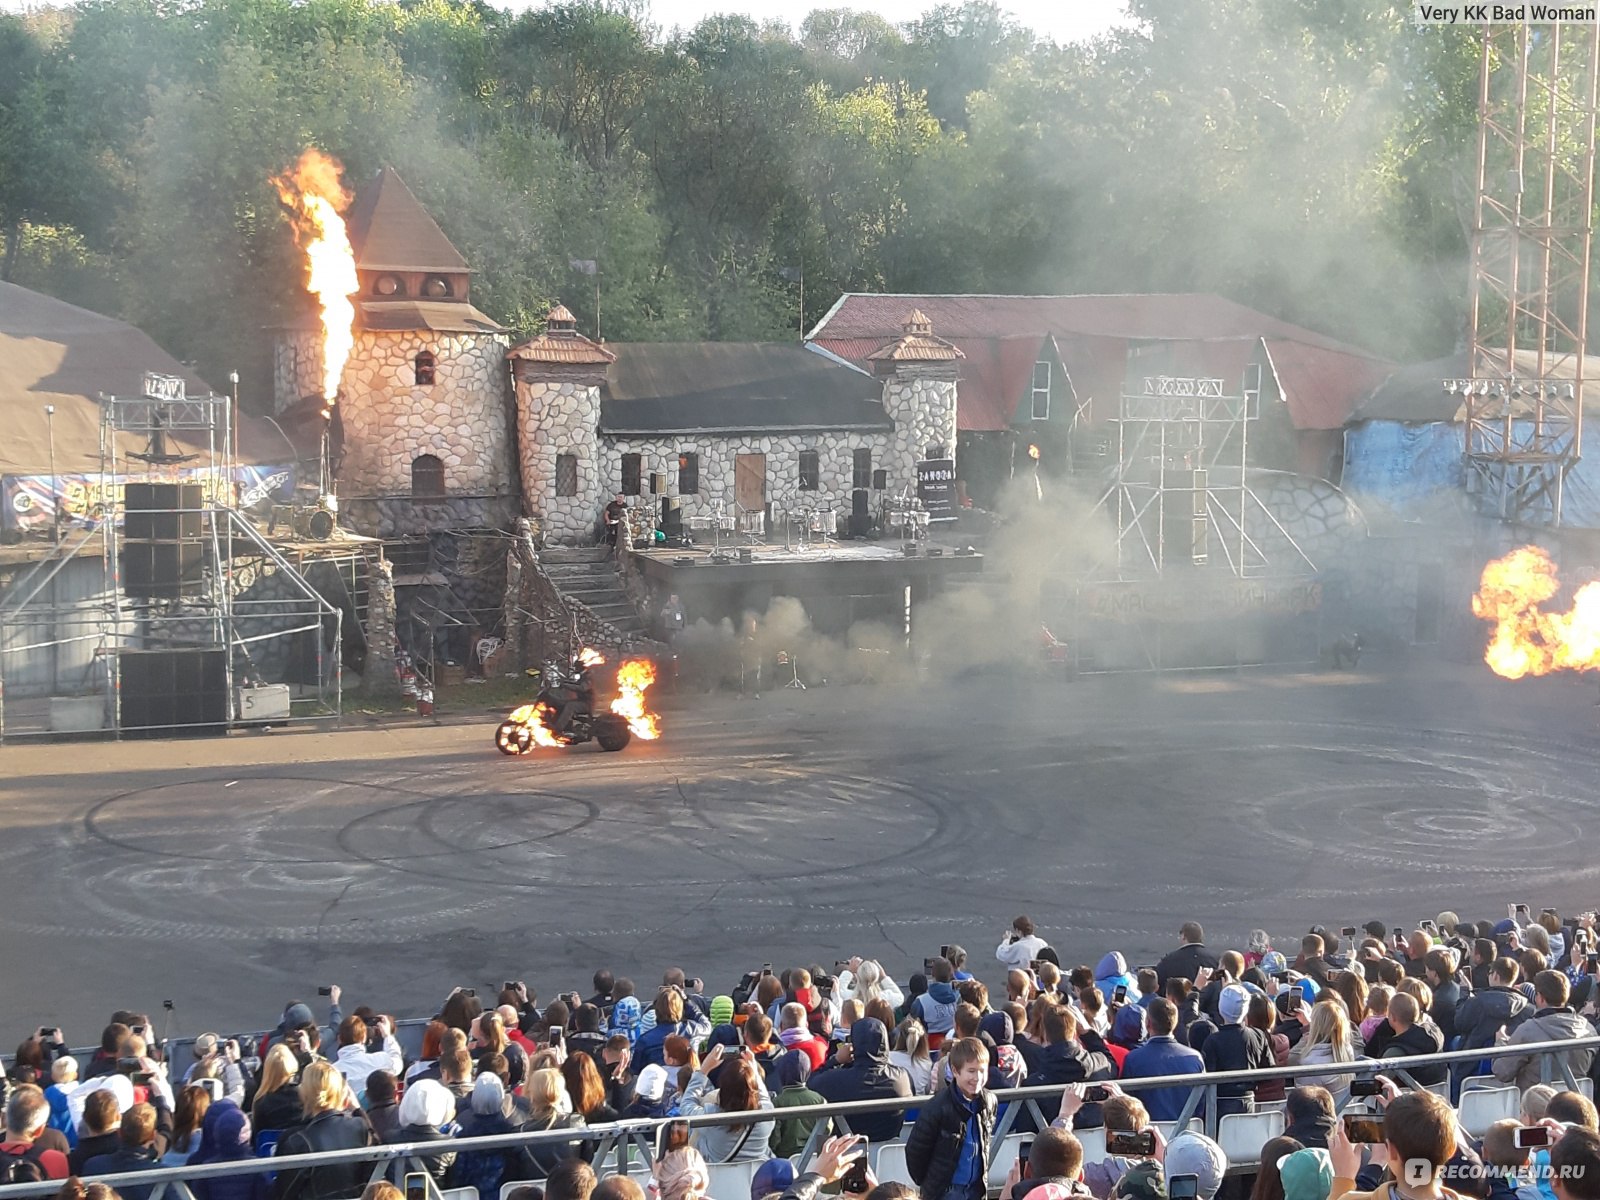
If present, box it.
[1472,545,1600,679]
[612,659,661,740]
[273,149,359,404]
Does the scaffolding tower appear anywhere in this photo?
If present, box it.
[1460,22,1600,526]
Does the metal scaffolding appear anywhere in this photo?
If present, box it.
[1461,22,1600,526]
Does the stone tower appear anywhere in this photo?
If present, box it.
[868,309,964,486]
[506,304,616,544]
[273,166,513,536]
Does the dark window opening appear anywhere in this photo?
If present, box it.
[422,275,453,299]
[799,449,820,491]
[926,443,946,460]
[852,448,872,490]
[556,454,578,497]
[414,351,437,386]
[621,453,642,496]
[678,451,700,495]
[411,454,445,499]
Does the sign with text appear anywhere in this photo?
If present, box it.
[1,465,295,533]
[141,373,187,403]
[916,457,957,521]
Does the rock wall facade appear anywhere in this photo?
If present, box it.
[513,370,603,544]
[882,366,959,480]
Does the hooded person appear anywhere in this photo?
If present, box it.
[1110,1005,1148,1053]
[188,1101,266,1200]
[751,1157,797,1200]
[808,1017,913,1141]
[768,1051,823,1159]
[709,996,736,1030]
[1278,1147,1333,1200]
[610,996,643,1046]
[1096,954,1141,1004]
[979,1012,1028,1090]
[386,1079,460,1182]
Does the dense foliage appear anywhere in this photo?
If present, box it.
[0,0,1483,400]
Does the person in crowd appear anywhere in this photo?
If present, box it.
[769,1051,823,1159]
[385,1078,458,1184]
[842,961,905,1011]
[1201,984,1275,1117]
[907,1038,996,1200]
[544,1158,596,1200]
[1376,993,1447,1086]
[911,959,962,1046]
[566,1007,606,1066]
[1327,1090,1458,1200]
[1249,1136,1307,1200]
[1282,1087,1336,1151]
[450,1074,534,1195]
[889,1018,934,1095]
[1551,1128,1600,1200]
[740,1014,781,1089]
[188,1100,267,1200]
[1073,1088,1155,1199]
[679,1045,774,1164]
[186,1036,248,1106]
[634,991,687,1072]
[473,1012,529,1092]
[1121,998,1203,1122]
[998,918,1050,971]
[159,1085,210,1167]
[1095,954,1140,1005]
[1016,1002,1114,1127]
[809,1018,911,1142]
[438,1049,475,1102]
[654,1143,712,1200]
[1470,938,1499,991]
[44,1059,78,1148]
[1004,1127,1086,1200]
[1158,924,1221,988]
[69,1089,125,1175]
[1277,1147,1333,1200]
[1163,1131,1229,1200]
[272,1061,377,1200]
[360,1072,400,1142]
[2,1087,71,1181]
[594,1179,645,1200]
[1360,988,1392,1044]
[561,1052,619,1128]
[1287,1001,1360,1108]
[776,1004,829,1072]
[1248,994,1291,1104]
[1480,1120,1543,1200]
[520,1068,587,1177]
[585,971,616,1015]
[981,1011,1030,1090]
[261,992,342,1062]
[1422,949,1465,1044]
[248,1045,304,1148]
[83,1105,169,1200]
[1493,971,1594,1091]
[330,1017,403,1098]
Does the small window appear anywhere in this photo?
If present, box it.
[678,451,700,495]
[798,449,820,491]
[620,453,642,496]
[414,351,436,386]
[1244,362,1263,419]
[422,275,453,299]
[375,274,405,297]
[556,454,578,497]
[1032,361,1050,421]
[852,448,872,490]
[411,454,445,499]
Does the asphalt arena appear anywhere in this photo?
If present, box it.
[1,660,1594,1038]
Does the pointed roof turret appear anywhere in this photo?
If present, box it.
[506,302,617,365]
[346,166,469,274]
[867,309,963,364]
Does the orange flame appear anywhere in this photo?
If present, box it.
[578,647,606,667]
[611,658,661,740]
[273,149,359,403]
[1471,545,1600,678]
[1028,444,1041,460]
[507,700,566,748]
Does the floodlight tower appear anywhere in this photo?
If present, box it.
[1460,22,1600,526]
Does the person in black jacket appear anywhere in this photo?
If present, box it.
[1199,985,1274,1117]
[1453,958,1529,1079]
[82,1103,172,1200]
[1424,948,1469,1044]
[1156,924,1221,989]
[1281,1086,1336,1150]
[809,1019,912,1143]
[907,1037,998,1200]
[1017,1004,1114,1129]
[273,1062,377,1200]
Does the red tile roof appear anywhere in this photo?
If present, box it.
[810,293,1390,433]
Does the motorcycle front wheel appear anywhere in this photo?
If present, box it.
[494,720,531,755]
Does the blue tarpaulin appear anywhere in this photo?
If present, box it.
[1343,419,1600,528]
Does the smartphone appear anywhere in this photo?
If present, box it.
[1113,984,1129,1004]
[924,957,939,975]
[1422,920,1437,932]
[131,1070,154,1086]
[655,1119,691,1158]
[1515,1126,1553,1150]
[1084,1085,1111,1103]
[39,1027,57,1038]
[939,945,951,961]
[1273,971,1293,982]
[197,1077,223,1101]
[317,986,332,996]
[1350,1078,1383,1098]
[1516,904,1532,920]
[761,964,772,977]
[835,960,851,974]
[1018,1139,1033,1169]
[1281,990,1304,1013]
[504,981,518,993]
[840,1155,871,1194]
[404,1172,429,1200]
[463,988,476,998]
[1341,927,1357,938]
[549,1028,564,1048]
[1343,1114,1385,1144]
[1169,1175,1200,1200]
[118,1056,140,1073]
[1392,927,1405,941]
[1108,1129,1157,1156]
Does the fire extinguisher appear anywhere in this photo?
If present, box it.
[417,686,434,717]
[396,651,417,697]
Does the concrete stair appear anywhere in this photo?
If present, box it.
[538,547,647,636]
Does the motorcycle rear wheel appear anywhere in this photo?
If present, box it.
[594,716,632,752]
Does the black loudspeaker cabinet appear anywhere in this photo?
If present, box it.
[121,648,228,738]
[125,483,204,542]
[123,542,205,599]
[872,469,888,491]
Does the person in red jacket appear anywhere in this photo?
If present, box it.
[776,1003,829,1071]
[1,1087,71,1180]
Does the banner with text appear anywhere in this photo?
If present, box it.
[2,465,296,533]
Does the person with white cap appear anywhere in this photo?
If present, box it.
[1199,984,1274,1117]
[1162,1131,1229,1200]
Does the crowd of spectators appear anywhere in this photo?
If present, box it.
[3,910,1600,1200]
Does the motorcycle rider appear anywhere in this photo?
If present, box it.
[551,653,597,736]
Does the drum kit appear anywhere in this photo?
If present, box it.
[784,505,838,550]
[882,494,931,545]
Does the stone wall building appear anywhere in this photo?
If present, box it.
[509,306,965,545]
[273,167,516,538]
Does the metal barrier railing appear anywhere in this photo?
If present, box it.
[1,1035,1593,1200]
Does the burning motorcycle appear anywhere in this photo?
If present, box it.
[494,648,661,755]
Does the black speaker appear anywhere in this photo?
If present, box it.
[123,542,205,599]
[125,483,204,542]
[872,469,888,491]
[121,648,227,738]
[650,472,669,495]
[660,496,683,536]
